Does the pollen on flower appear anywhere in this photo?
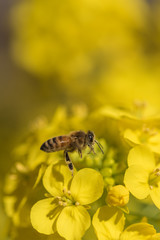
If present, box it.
[142,125,157,137]
[55,190,74,207]
[135,125,158,144]
[58,200,63,206]
[141,126,158,142]
[62,188,67,194]
[67,190,71,195]
[133,100,147,118]
[62,188,71,196]
[149,185,153,190]
[149,168,160,189]
[154,168,160,176]
[75,201,80,206]
[55,196,62,200]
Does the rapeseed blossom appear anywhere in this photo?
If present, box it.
[92,206,158,240]
[2,0,160,238]
[4,103,160,239]
[106,185,129,207]
[30,162,104,240]
[3,103,160,240]
[124,126,160,154]
[94,101,160,127]
[124,145,160,209]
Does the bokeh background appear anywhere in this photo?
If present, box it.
[1,0,160,239]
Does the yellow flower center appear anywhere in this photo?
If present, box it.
[133,100,146,118]
[55,188,80,206]
[139,126,157,144]
[149,168,160,189]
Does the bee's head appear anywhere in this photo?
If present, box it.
[86,130,95,146]
[86,130,104,154]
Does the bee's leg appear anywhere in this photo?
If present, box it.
[74,138,83,158]
[78,149,82,158]
[88,146,96,154]
[64,151,74,176]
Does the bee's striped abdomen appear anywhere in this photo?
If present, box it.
[40,136,71,153]
[40,137,57,152]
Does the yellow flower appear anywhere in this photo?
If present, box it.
[120,223,157,240]
[13,107,68,170]
[150,233,160,240]
[124,126,160,154]
[13,106,88,171]
[94,101,160,126]
[92,206,157,240]
[30,162,104,240]
[106,185,129,207]
[3,162,45,228]
[124,145,160,209]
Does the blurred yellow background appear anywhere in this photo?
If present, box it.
[1,0,160,238]
[1,0,160,181]
[1,0,160,179]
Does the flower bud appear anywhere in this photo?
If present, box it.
[106,185,129,207]
[100,167,112,177]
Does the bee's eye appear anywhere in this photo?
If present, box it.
[89,134,93,142]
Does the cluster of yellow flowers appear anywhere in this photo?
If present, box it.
[4,0,160,239]
[3,102,160,240]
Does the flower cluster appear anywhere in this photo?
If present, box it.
[2,0,160,238]
[31,162,104,240]
[3,102,160,239]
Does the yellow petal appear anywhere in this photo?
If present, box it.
[124,165,150,199]
[30,198,62,235]
[127,146,155,170]
[43,162,73,197]
[120,223,156,240]
[12,196,29,227]
[49,232,66,240]
[70,168,104,205]
[150,184,160,209]
[57,205,91,240]
[124,129,140,146]
[33,164,47,189]
[92,206,125,240]
[151,233,160,240]
[149,133,160,154]
[106,185,129,207]
[3,196,17,218]
[98,106,136,120]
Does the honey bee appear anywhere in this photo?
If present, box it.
[40,130,104,175]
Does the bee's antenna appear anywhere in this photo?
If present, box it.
[95,140,104,154]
